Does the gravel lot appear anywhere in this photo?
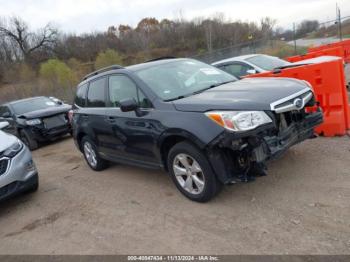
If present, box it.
[0,135,349,255]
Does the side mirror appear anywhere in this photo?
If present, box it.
[0,121,9,130]
[120,98,138,112]
[246,69,257,75]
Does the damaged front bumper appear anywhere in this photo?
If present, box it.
[207,109,323,184]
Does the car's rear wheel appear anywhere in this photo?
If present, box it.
[19,130,38,150]
[81,136,108,171]
[167,141,222,202]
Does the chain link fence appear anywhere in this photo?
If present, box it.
[191,39,276,63]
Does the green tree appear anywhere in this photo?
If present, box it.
[94,49,123,70]
[39,59,77,89]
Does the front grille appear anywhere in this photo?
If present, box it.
[43,114,68,129]
[271,90,314,113]
[0,158,9,176]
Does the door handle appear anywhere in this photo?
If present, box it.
[106,116,116,123]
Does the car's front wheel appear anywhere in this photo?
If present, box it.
[81,136,108,171]
[167,142,222,202]
[19,129,38,150]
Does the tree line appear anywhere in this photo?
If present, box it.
[0,14,321,88]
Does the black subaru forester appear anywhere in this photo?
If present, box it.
[72,58,323,202]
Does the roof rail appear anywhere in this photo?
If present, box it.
[145,56,176,63]
[82,65,124,80]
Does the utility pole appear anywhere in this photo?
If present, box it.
[336,3,342,41]
[293,22,297,55]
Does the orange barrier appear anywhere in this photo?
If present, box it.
[308,39,350,63]
[247,57,350,136]
[285,46,344,63]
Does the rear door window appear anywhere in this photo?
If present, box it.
[87,78,106,107]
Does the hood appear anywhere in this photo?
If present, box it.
[18,104,71,119]
[275,56,341,70]
[172,77,311,112]
[291,56,341,65]
[0,130,17,152]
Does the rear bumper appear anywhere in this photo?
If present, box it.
[207,110,323,184]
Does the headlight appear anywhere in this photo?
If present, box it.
[4,139,23,157]
[26,119,41,126]
[205,111,272,131]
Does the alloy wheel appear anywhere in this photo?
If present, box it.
[173,153,205,195]
[83,141,97,167]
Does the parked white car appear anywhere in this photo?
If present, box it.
[0,121,38,201]
[212,54,291,78]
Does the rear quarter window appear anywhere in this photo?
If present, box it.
[74,83,88,107]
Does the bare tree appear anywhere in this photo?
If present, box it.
[296,20,319,38]
[0,17,58,64]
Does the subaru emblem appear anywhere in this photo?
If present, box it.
[293,98,303,109]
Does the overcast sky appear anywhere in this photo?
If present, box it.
[0,0,349,34]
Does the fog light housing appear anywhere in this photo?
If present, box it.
[25,160,36,172]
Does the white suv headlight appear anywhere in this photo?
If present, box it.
[205,111,272,131]
[26,119,42,126]
[4,139,23,157]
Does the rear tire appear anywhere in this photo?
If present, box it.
[20,129,38,150]
[167,141,222,202]
[81,136,108,171]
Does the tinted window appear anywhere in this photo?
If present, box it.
[109,75,151,108]
[222,63,254,78]
[135,59,236,101]
[11,97,58,115]
[74,83,88,107]
[87,78,106,107]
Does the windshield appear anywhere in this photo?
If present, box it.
[135,59,237,100]
[245,55,290,71]
[11,97,58,115]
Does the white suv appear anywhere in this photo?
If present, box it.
[0,121,38,201]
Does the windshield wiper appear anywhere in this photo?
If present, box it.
[192,80,236,95]
[210,80,236,88]
[164,80,236,102]
[164,95,185,102]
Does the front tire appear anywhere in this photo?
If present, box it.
[20,129,38,150]
[167,141,222,202]
[81,136,108,171]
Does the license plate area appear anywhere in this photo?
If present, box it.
[43,115,67,129]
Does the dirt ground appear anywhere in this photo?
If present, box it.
[0,135,349,255]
